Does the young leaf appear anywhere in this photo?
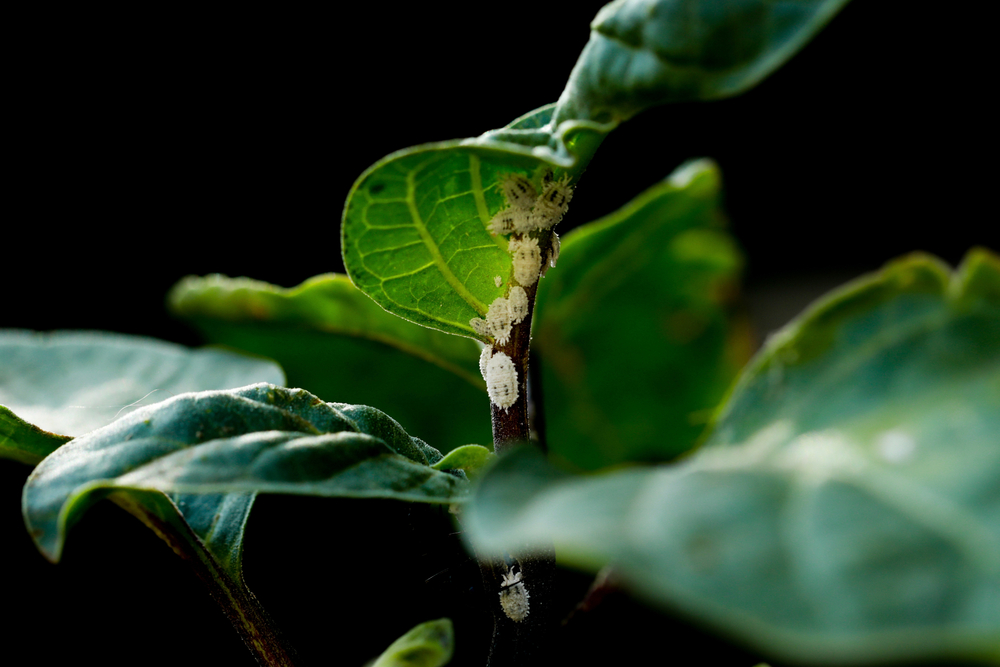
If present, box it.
[533,160,748,470]
[370,618,455,667]
[465,249,1000,665]
[552,0,851,124]
[0,330,283,464]
[341,106,611,339]
[168,273,491,451]
[24,383,470,563]
[431,444,494,480]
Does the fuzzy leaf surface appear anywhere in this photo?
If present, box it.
[534,160,747,470]
[169,273,490,451]
[553,0,850,124]
[467,250,1000,665]
[24,383,469,563]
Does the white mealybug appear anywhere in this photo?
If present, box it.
[500,173,537,210]
[507,286,528,324]
[509,236,542,286]
[486,352,518,409]
[489,207,529,236]
[486,297,514,345]
[479,346,493,382]
[499,566,530,622]
[534,174,573,226]
[470,317,490,338]
[494,275,502,288]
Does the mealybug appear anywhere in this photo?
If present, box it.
[486,352,518,409]
[494,275,502,288]
[499,566,530,622]
[486,297,514,345]
[470,317,490,338]
[534,174,573,225]
[489,207,528,236]
[508,286,528,323]
[500,173,537,210]
[509,236,542,286]
[479,346,493,382]
[548,232,560,268]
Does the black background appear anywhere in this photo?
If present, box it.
[3,2,995,665]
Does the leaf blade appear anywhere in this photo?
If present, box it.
[467,249,1000,665]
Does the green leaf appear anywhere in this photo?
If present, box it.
[24,383,468,563]
[431,444,494,480]
[0,406,70,465]
[371,618,455,667]
[466,250,1000,665]
[0,329,284,464]
[552,0,851,124]
[341,106,613,339]
[1,331,295,662]
[533,160,748,470]
[168,273,491,451]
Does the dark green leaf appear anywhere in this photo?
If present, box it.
[467,250,1000,665]
[553,0,851,124]
[25,383,468,563]
[371,618,455,667]
[341,106,612,339]
[168,273,491,452]
[533,160,748,470]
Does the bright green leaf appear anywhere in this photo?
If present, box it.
[371,618,454,667]
[431,444,494,480]
[168,273,491,451]
[24,383,469,563]
[466,250,1000,665]
[341,106,612,339]
[533,160,748,470]
[552,0,851,125]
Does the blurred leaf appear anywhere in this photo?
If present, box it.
[25,383,468,563]
[467,250,1000,665]
[431,444,494,480]
[0,329,284,448]
[341,105,612,340]
[371,618,454,667]
[553,0,850,124]
[169,273,491,452]
[533,160,748,470]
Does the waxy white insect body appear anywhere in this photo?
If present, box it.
[507,286,528,324]
[500,173,537,210]
[470,317,490,338]
[494,275,503,288]
[509,236,542,286]
[486,352,518,409]
[499,566,530,622]
[486,297,514,345]
[489,207,529,236]
[479,346,493,382]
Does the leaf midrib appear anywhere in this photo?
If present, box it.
[406,167,488,316]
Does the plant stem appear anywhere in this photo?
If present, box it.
[482,231,558,666]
